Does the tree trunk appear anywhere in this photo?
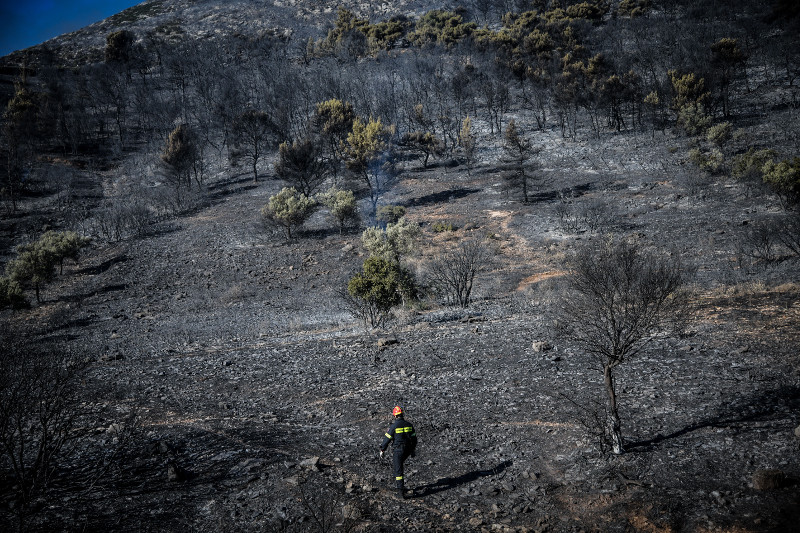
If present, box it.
[604,363,624,454]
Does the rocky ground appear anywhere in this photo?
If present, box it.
[3,123,799,532]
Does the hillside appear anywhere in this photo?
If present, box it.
[1,1,799,532]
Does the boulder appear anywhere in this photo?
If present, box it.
[378,337,398,348]
[532,341,553,353]
[299,456,320,470]
[342,503,362,520]
[794,425,800,438]
[752,469,786,490]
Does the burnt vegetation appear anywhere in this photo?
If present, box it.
[0,0,799,531]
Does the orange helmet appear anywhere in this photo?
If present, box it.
[392,406,403,416]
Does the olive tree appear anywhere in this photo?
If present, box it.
[361,217,420,263]
[343,116,396,216]
[4,231,89,304]
[343,256,415,329]
[558,239,691,454]
[261,187,317,239]
[319,187,359,234]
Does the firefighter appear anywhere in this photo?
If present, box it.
[379,405,417,499]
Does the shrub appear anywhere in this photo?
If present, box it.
[566,2,608,21]
[669,70,711,135]
[361,217,420,262]
[762,157,800,207]
[618,0,652,17]
[402,131,443,168]
[261,187,317,239]
[38,231,90,275]
[432,221,455,232]
[677,103,712,135]
[706,122,733,147]
[161,123,201,190]
[344,256,415,329]
[0,277,27,309]
[375,205,406,226]
[4,231,88,304]
[409,10,476,46]
[275,138,327,197]
[689,147,724,174]
[731,148,777,181]
[319,187,359,234]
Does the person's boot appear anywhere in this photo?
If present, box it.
[397,487,407,499]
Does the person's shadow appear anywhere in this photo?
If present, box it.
[411,460,512,498]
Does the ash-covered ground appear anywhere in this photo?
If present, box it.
[6,127,799,532]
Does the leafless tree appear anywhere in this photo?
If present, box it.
[426,237,493,308]
[0,342,85,529]
[558,239,692,454]
[293,475,360,533]
[230,109,273,183]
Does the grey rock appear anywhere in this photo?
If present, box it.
[377,337,398,348]
[342,504,361,520]
[299,456,320,470]
[532,341,553,353]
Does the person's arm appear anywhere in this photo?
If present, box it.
[380,421,396,451]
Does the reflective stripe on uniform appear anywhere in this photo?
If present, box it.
[395,426,412,434]
[396,476,403,480]
[385,433,392,439]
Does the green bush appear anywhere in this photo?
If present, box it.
[0,277,27,309]
[319,187,359,234]
[346,256,416,328]
[689,148,724,174]
[38,231,90,274]
[362,217,420,262]
[409,10,476,46]
[4,231,89,304]
[618,0,652,17]
[706,122,733,147]
[677,103,712,135]
[432,221,455,232]
[762,157,800,207]
[375,205,406,225]
[261,187,317,239]
[565,2,608,21]
[731,148,777,181]
[669,70,711,135]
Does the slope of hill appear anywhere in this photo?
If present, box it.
[1,1,799,531]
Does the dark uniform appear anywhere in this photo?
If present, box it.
[380,415,417,494]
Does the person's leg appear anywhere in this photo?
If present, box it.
[393,448,405,495]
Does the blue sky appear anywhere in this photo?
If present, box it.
[0,1,141,57]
